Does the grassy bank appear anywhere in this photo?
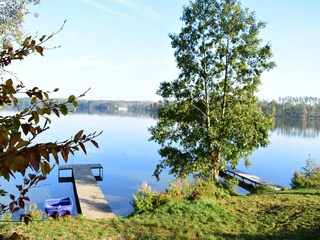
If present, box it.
[1,184,319,239]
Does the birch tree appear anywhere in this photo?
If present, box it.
[149,0,276,182]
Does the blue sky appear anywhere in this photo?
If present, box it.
[8,0,320,101]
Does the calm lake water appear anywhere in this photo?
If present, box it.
[1,113,320,216]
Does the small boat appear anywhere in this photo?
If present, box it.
[45,197,73,217]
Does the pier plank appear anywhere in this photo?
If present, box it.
[59,164,115,219]
[224,166,283,190]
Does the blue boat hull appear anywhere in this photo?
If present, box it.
[45,197,73,217]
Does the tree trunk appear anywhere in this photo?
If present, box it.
[211,151,221,182]
[211,39,230,182]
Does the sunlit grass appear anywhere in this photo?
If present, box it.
[0,187,319,239]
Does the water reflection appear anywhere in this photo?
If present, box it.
[72,109,158,119]
[1,110,320,217]
[273,118,320,138]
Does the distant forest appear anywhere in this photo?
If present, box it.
[259,96,320,119]
[1,98,163,118]
[2,96,320,120]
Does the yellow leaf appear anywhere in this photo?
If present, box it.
[35,46,43,56]
[16,140,29,149]
[39,35,46,42]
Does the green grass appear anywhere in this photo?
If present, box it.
[1,187,319,239]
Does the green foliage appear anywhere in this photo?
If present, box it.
[165,178,232,201]
[302,155,320,180]
[259,96,320,120]
[131,182,165,213]
[149,0,275,182]
[0,212,13,222]
[250,185,276,195]
[132,178,232,214]
[0,188,320,239]
[217,178,239,196]
[191,178,231,200]
[24,203,43,222]
[291,155,320,189]
[165,178,193,200]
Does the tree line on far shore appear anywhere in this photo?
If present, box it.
[259,96,320,120]
[3,96,320,120]
[0,98,163,117]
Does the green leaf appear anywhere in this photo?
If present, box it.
[59,104,68,115]
[31,111,39,124]
[31,96,37,104]
[12,118,21,131]
[68,95,76,102]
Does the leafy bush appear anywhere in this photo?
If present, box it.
[192,178,229,200]
[291,156,320,189]
[217,178,239,196]
[132,182,166,213]
[0,212,13,222]
[164,178,231,200]
[165,178,193,200]
[250,185,276,194]
[132,178,234,214]
[24,203,44,222]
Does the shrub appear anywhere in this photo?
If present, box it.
[166,178,193,200]
[217,178,239,196]
[0,212,13,222]
[132,178,234,213]
[132,182,165,213]
[166,178,231,200]
[250,185,275,195]
[291,156,320,189]
[24,203,44,222]
[302,155,320,180]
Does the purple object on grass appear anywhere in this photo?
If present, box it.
[45,197,73,217]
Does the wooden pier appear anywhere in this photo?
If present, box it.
[220,166,283,191]
[58,164,115,219]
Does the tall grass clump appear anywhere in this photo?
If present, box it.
[250,185,276,195]
[291,155,320,189]
[132,178,234,214]
[24,204,44,222]
[132,181,165,213]
[217,178,239,196]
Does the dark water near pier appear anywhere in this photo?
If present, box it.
[1,114,320,216]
